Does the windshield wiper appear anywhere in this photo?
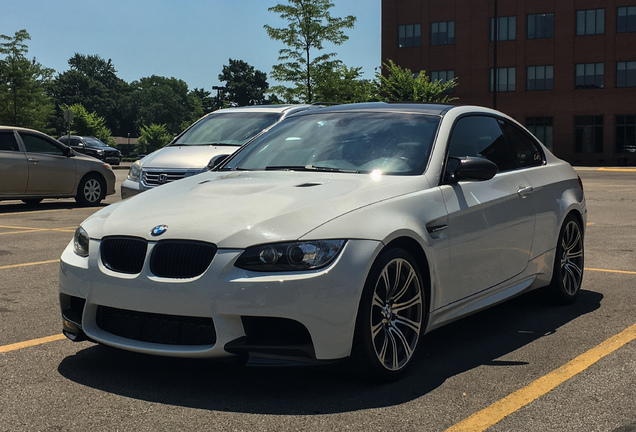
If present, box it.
[265,165,359,173]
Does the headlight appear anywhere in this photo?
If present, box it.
[235,240,346,272]
[73,226,90,257]
[127,160,142,182]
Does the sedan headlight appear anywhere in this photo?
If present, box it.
[73,226,90,257]
[235,240,346,272]
[127,160,142,182]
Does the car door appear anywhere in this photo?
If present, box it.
[18,131,76,195]
[437,115,536,306]
[0,130,28,195]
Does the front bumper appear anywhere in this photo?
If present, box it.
[59,238,382,361]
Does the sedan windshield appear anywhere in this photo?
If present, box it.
[223,112,441,175]
[172,112,280,146]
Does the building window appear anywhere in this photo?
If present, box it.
[575,116,603,153]
[431,70,455,93]
[575,63,604,89]
[576,9,604,35]
[431,21,455,45]
[617,61,636,88]
[399,24,421,48]
[490,67,516,92]
[527,13,554,39]
[527,65,554,91]
[618,6,636,33]
[616,115,636,153]
[526,117,553,151]
[490,16,516,41]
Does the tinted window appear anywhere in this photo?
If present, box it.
[500,120,545,168]
[0,131,19,151]
[448,116,516,172]
[20,133,65,156]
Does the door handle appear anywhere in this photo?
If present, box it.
[28,158,39,164]
[517,185,533,198]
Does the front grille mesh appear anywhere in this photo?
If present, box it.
[96,306,216,346]
[100,237,216,278]
[150,240,217,278]
[101,237,147,274]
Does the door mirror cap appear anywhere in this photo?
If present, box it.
[446,156,498,184]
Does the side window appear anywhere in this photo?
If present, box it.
[0,131,20,151]
[20,133,65,156]
[500,121,545,168]
[448,115,516,172]
[70,138,82,146]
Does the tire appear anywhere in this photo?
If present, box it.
[75,174,105,206]
[351,248,426,381]
[549,214,584,304]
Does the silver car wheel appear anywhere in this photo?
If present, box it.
[560,219,584,296]
[83,178,102,203]
[369,257,423,371]
[76,174,105,206]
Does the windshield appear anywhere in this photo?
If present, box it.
[172,112,281,146]
[222,112,440,175]
[83,137,109,147]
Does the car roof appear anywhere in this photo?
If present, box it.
[0,125,48,134]
[284,102,509,119]
[213,104,313,114]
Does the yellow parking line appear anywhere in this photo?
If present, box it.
[446,322,636,432]
[0,260,58,270]
[0,225,76,235]
[585,267,636,275]
[0,334,66,353]
[597,168,636,172]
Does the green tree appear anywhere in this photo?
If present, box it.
[126,75,203,135]
[137,123,171,154]
[264,0,356,103]
[0,29,54,130]
[191,87,216,114]
[313,64,378,103]
[378,60,458,103]
[62,103,115,146]
[219,59,269,106]
[48,54,130,135]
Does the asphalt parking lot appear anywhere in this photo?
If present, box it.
[0,167,635,431]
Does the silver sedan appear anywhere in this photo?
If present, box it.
[0,126,115,206]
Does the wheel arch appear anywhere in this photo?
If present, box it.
[382,236,433,324]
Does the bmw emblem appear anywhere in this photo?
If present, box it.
[151,225,168,236]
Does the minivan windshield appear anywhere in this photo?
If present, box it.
[172,112,280,146]
[222,112,441,175]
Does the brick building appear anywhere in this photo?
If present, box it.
[381,0,636,165]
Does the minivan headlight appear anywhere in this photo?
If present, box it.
[127,160,142,182]
[73,226,90,257]
[235,240,346,272]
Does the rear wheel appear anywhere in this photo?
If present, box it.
[549,214,584,304]
[75,174,105,206]
[351,248,426,381]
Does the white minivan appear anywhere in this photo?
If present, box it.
[121,105,314,199]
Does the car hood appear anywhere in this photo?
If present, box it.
[83,171,430,248]
[140,145,241,169]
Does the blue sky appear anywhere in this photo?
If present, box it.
[5,0,381,91]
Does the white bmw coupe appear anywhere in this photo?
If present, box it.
[59,103,586,381]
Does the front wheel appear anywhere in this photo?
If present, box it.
[549,214,584,304]
[351,248,426,381]
[75,174,105,206]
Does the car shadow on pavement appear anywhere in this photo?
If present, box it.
[0,201,107,213]
[57,288,603,415]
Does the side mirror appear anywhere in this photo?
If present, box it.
[202,154,229,172]
[63,146,74,157]
[445,156,498,184]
